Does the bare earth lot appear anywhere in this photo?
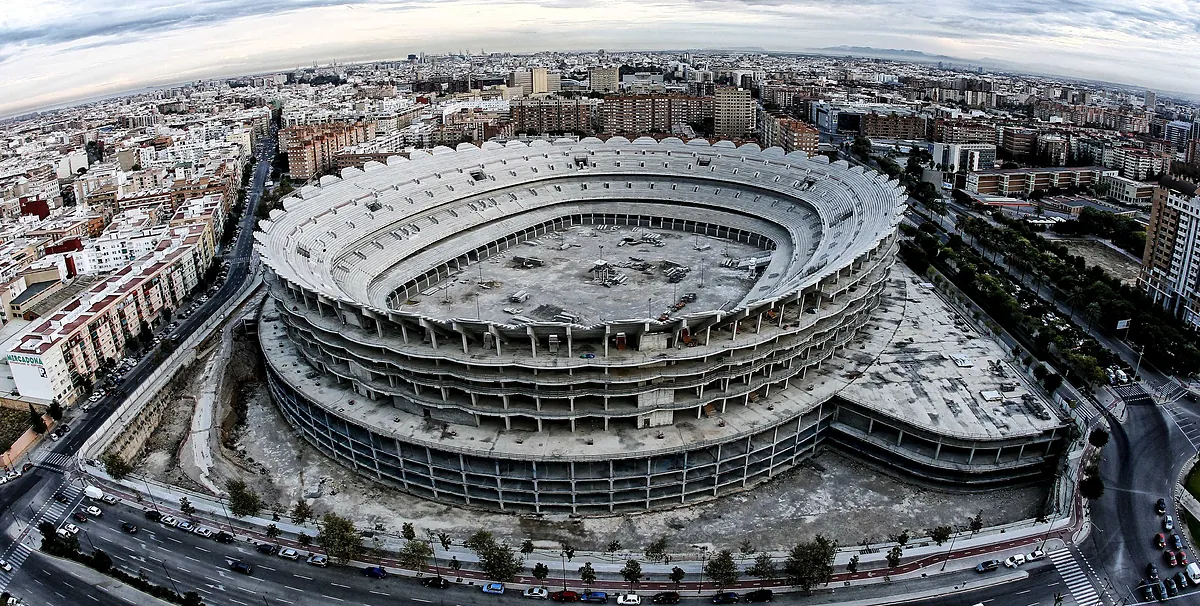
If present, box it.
[1057,238,1141,285]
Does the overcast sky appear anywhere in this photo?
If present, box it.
[1,0,1198,117]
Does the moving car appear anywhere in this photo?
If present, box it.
[53,494,70,504]
[61,523,79,536]
[421,577,452,589]
[72,512,88,523]
[278,547,301,561]
[83,506,102,517]
[743,590,773,603]
[1158,498,1169,515]
[523,587,550,599]
[0,560,10,573]
[362,566,387,579]
[306,554,328,567]
[551,591,581,602]
[617,594,642,605]
[711,592,739,604]
[230,561,253,575]
[100,495,118,505]
[651,593,680,605]
[120,522,137,534]
[482,583,506,595]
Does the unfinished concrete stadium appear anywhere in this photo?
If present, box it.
[255,137,1071,515]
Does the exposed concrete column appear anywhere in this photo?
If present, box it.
[934,440,942,460]
[604,325,611,357]
[867,418,874,434]
[440,387,449,402]
[705,325,712,346]
[995,447,1003,464]
[566,326,573,357]
[968,447,975,464]
[400,322,409,344]
[755,312,763,334]
[1017,444,1026,460]
[896,430,903,446]
[490,325,501,356]
[778,302,786,328]
[570,418,576,433]
[731,318,739,341]
[527,327,537,358]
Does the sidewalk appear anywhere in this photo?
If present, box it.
[83,459,1083,595]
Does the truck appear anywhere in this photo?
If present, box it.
[84,485,104,501]
[1187,562,1200,583]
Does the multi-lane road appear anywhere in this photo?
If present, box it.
[0,129,277,602]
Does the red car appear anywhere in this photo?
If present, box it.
[1179,551,1189,566]
[1156,533,1167,549]
[551,591,581,603]
[1165,551,1178,567]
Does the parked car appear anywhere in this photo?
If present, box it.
[256,543,279,555]
[743,590,773,603]
[278,548,301,561]
[1027,550,1046,562]
[1156,533,1167,548]
[159,515,177,527]
[1148,562,1161,581]
[617,594,642,606]
[362,566,387,579]
[1139,581,1155,602]
[551,591,581,602]
[143,509,162,521]
[421,577,452,589]
[306,554,328,567]
[1179,551,1189,567]
[1166,551,1178,567]
[651,593,681,605]
[61,523,79,536]
[192,526,214,538]
[580,592,607,603]
[214,531,235,544]
[1173,534,1184,550]
[1165,515,1175,531]
[230,561,253,575]
[1004,554,1027,568]
[1158,498,1169,515]
[523,587,550,600]
[711,593,739,605]
[975,559,1001,573]
[120,522,137,534]
[1165,577,1179,597]
[482,583,506,595]
[1175,571,1191,590]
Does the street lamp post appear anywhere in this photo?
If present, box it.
[940,529,959,572]
[159,561,181,596]
[560,550,568,591]
[141,475,160,513]
[79,528,96,552]
[696,546,708,594]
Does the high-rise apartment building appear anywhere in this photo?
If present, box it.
[714,87,754,139]
[509,97,599,134]
[1000,126,1039,158]
[1145,90,1158,111]
[599,95,713,135]
[756,108,819,155]
[589,67,620,94]
[280,121,377,181]
[1141,178,1200,328]
[930,142,997,173]
[861,111,927,140]
[932,119,997,145]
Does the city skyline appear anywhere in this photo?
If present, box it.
[3,0,1200,117]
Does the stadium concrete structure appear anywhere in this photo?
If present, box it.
[256,137,1070,514]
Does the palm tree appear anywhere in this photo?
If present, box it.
[1064,287,1085,321]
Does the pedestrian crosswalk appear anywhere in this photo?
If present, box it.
[33,452,75,469]
[1069,398,1103,424]
[1112,383,1154,405]
[0,481,82,591]
[1048,547,1102,606]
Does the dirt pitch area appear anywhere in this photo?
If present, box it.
[1057,238,1141,285]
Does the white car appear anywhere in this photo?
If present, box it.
[1165,515,1175,531]
[101,495,119,505]
[0,559,11,572]
[278,547,301,560]
[1027,549,1046,562]
[1004,554,1027,568]
[192,526,214,538]
[83,506,102,517]
[61,523,80,536]
[522,587,549,600]
[159,515,177,527]
[617,594,642,605]
[177,521,194,532]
